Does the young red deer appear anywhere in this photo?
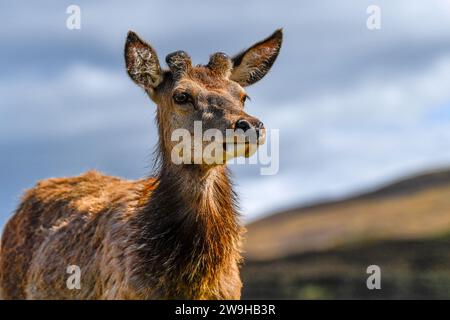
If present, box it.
[0,29,282,299]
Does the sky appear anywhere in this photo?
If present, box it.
[1,1,450,227]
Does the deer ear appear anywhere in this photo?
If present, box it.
[230,29,283,87]
[124,31,163,90]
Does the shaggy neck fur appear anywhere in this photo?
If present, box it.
[134,120,241,299]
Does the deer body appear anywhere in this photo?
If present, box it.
[0,29,282,299]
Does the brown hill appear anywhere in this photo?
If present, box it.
[242,168,450,299]
[245,168,450,261]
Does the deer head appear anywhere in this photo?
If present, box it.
[124,29,282,166]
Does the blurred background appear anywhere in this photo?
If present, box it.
[1,0,450,299]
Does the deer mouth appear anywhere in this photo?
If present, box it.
[222,142,251,158]
[222,141,251,150]
[222,131,266,159]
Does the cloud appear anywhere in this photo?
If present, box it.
[235,55,450,221]
[2,1,450,226]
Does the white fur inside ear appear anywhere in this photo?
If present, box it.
[130,47,162,88]
[126,34,163,90]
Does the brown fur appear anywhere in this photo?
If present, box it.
[0,29,282,299]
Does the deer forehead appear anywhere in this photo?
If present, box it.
[173,68,246,99]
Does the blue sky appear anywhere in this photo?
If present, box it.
[2,1,450,227]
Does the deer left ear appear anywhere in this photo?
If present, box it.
[230,29,283,87]
[124,31,163,91]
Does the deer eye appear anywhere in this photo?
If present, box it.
[173,92,192,105]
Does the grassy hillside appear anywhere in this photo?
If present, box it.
[242,168,450,299]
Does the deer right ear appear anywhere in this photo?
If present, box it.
[124,31,163,91]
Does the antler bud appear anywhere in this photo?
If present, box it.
[165,51,192,77]
[207,52,232,78]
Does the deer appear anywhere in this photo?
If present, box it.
[0,29,282,300]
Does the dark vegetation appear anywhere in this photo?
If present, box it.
[242,168,450,299]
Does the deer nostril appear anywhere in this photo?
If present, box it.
[235,119,252,132]
[257,121,264,129]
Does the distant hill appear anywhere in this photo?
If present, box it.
[242,168,450,299]
[244,168,450,260]
[242,233,450,299]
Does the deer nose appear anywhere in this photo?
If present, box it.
[235,120,265,140]
[235,119,252,132]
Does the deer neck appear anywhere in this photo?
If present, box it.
[136,159,242,297]
[154,162,237,222]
